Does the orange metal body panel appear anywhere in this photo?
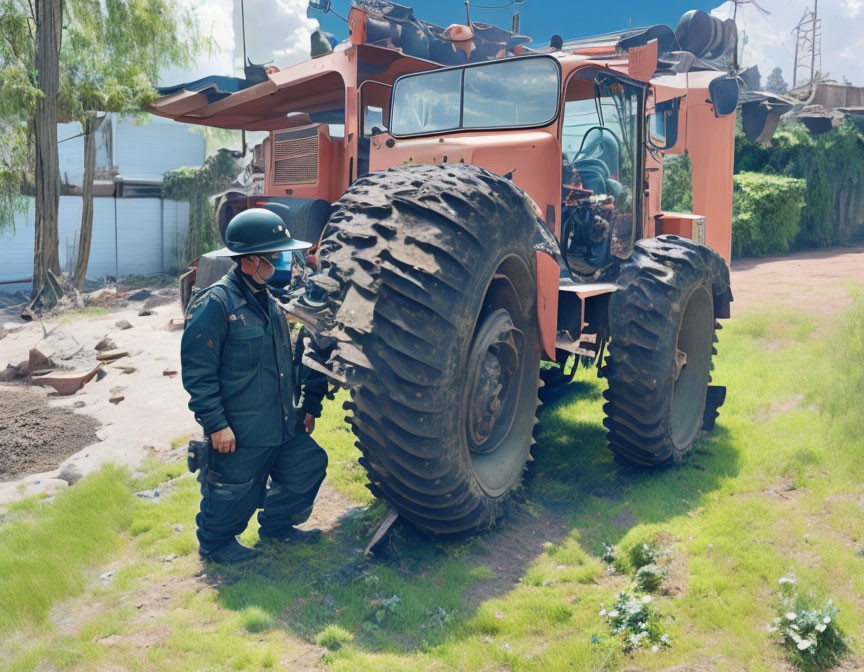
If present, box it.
[152,38,739,354]
[369,130,563,237]
[535,251,560,358]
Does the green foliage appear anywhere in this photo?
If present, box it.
[163,151,238,263]
[660,153,693,213]
[736,122,864,248]
[317,624,355,650]
[599,592,669,652]
[0,0,208,231]
[634,564,665,593]
[732,172,806,256]
[770,577,849,671]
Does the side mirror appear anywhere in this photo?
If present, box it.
[648,98,680,150]
[709,76,739,118]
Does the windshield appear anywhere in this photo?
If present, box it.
[391,57,560,137]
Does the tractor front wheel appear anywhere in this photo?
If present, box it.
[318,164,549,533]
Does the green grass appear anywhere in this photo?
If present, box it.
[55,306,109,323]
[2,297,863,671]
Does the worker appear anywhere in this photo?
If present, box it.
[181,208,328,564]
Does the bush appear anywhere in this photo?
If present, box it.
[732,172,806,256]
[736,122,864,248]
[599,591,669,652]
[634,564,665,593]
[316,624,355,651]
[770,577,849,671]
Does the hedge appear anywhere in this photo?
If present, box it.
[731,172,806,257]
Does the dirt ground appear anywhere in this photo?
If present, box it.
[730,243,864,314]
[0,385,100,481]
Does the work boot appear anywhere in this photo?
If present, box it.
[258,527,323,546]
[200,538,261,564]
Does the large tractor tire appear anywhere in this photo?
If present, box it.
[317,164,553,533]
[603,235,731,466]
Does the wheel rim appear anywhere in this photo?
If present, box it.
[462,263,537,497]
[670,286,714,449]
[466,309,523,453]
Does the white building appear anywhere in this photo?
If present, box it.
[0,114,206,294]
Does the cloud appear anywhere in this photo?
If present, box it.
[842,0,862,19]
[711,0,864,87]
[233,0,319,71]
[160,0,318,85]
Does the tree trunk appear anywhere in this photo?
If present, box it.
[31,0,64,307]
[72,114,102,290]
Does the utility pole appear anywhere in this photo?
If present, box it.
[792,1,821,89]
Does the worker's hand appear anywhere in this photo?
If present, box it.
[304,413,316,434]
[210,427,236,453]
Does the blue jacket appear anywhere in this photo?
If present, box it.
[181,269,297,447]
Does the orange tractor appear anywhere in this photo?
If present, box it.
[154,2,780,534]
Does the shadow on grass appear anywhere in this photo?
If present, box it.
[203,377,740,655]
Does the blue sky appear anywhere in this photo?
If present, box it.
[169,0,862,88]
[314,1,714,48]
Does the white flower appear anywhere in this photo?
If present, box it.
[661,634,669,643]
[815,623,827,633]
[599,608,607,617]
[502,642,511,651]
[797,639,813,651]
[779,576,796,585]
[608,610,619,618]
[651,645,659,652]
[641,595,652,603]
[785,612,797,620]
[823,616,831,624]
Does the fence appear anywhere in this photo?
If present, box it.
[0,196,190,294]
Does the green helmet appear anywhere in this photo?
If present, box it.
[212,208,312,257]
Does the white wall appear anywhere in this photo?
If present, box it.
[0,196,191,292]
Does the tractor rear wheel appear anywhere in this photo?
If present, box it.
[602,235,731,466]
[318,164,549,533]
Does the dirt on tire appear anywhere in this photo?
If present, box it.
[318,164,556,534]
[602,235,731,466]
[0,385,100,481]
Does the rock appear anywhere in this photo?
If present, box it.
[0,364,19,382]
[73,400,86,408]
[28,347,53,372]
[32,364,102,395]
[173,524,184,533]
[97,634,123,646]
[162,554,177,563]
[95,349,128,362]
[162,369,178,377]
[109,395,125,405]
[109,385,127,395]
[127,289,151,301]
[94,337,117,352]
[114,319,132,330]
[112,365,137,374]
[167,318,185,331]
[137,309,153,317]
[100,571,114,581]
[134,489,160,500]
[57,462,83,485]
[0,326,6,340]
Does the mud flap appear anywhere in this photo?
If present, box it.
[702,385,726,431]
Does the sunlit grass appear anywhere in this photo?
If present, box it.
[2,297,863,671]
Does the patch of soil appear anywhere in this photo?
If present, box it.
[731,244,864,315]
[461,505,572,606]
[0,384,100,481]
